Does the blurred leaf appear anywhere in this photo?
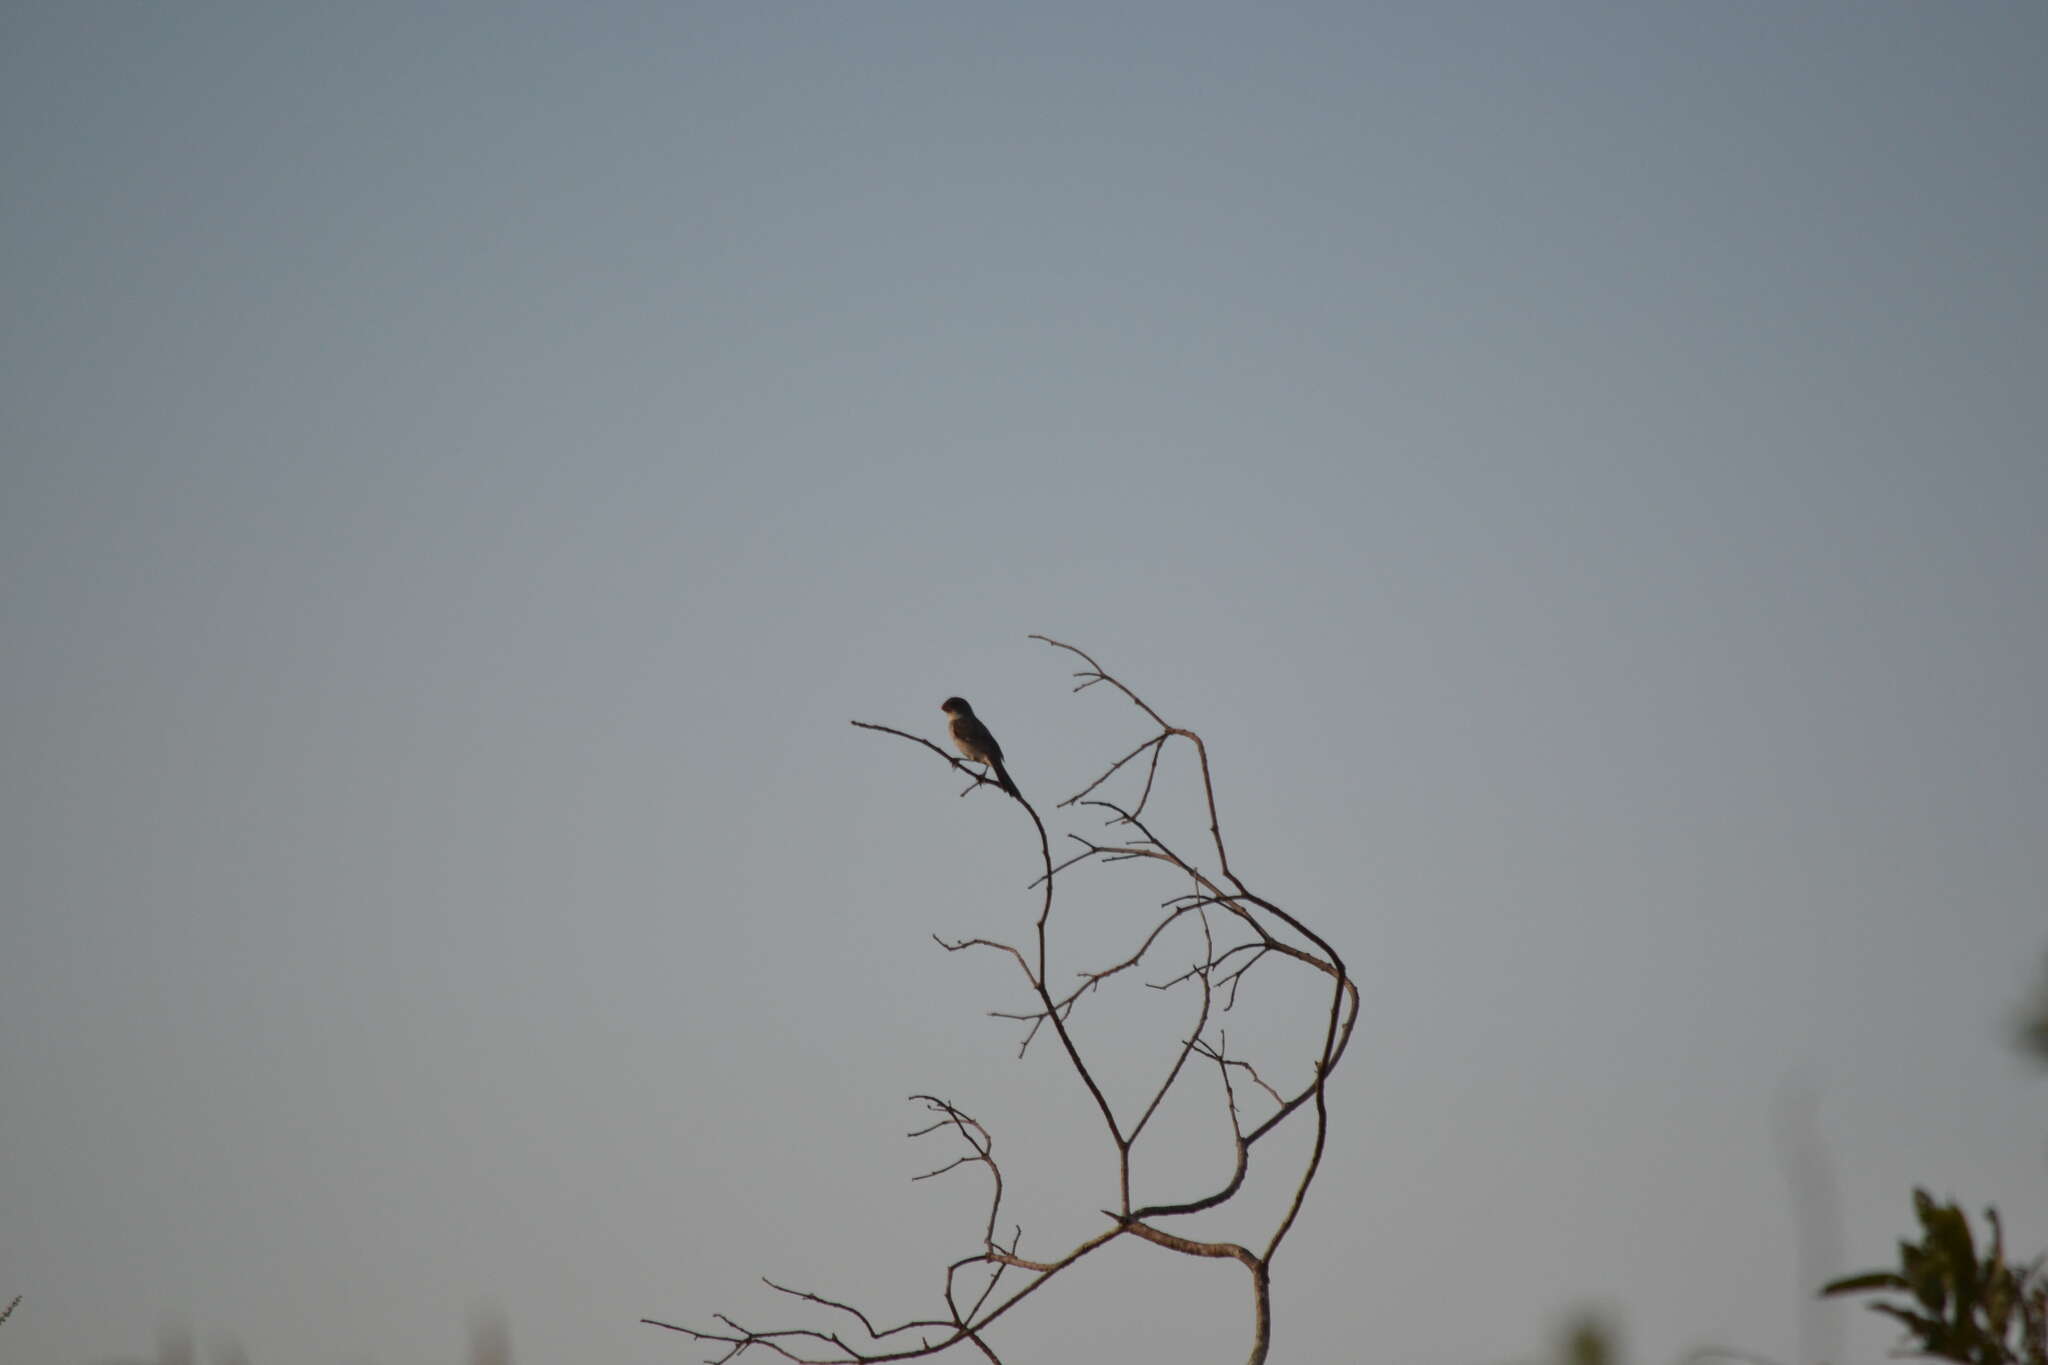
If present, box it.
[1918,1188,1943,1226]
[1874,1302,1951,1342]
[1560,1312,1615,1365]
[1931,1201,1983,1303]
[2015,952,2048,1066]
[1911,1252,1952,1313]
[1823,1271,1909,1296]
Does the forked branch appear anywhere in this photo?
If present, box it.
[648,640,1357,1365]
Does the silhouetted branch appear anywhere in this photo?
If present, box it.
[652,641,1357,1365]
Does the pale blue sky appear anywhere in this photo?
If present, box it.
[3,5,2044,1363]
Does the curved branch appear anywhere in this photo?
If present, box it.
[655,644,1355,1365]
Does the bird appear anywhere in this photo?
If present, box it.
[941,696,1020,799]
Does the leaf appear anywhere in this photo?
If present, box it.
[1823,1271,1910,1297]
[1874,1302,1960,1356]
[1911,1257,1952,1313]
[1924,1201,1981,1308]
[1985,1279,2014,1340]
[1916,1187,1942,1226]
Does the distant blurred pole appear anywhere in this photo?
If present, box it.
[470,1305,512,1365]
[1774,1080,1844,1365]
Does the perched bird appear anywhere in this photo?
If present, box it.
[941,696,1020,799]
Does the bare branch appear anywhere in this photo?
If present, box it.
[656,644,1354,1365]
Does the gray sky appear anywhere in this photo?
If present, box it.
[3,5,2044,1363]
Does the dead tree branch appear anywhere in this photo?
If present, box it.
[648,640,1358,1364]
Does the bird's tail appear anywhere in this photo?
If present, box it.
[992,759,1021,800]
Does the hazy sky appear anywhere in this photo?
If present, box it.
[3,5,2044,1364]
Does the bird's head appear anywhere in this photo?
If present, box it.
[940,697,971,717]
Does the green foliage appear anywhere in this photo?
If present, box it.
[1559,1312,1617,1365]
[1822,1190,2047,1365]
[2018,954,2048,1067]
